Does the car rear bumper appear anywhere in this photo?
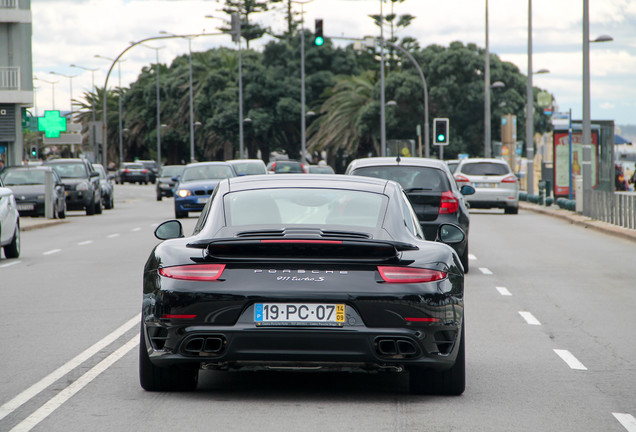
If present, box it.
[65,190,92,210]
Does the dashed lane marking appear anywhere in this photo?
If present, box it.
[77,240,93,246]
[519,311,541,325]
[479,267,493,275]
[0,261,21,268]
[613,413,636,432]
[553,349,587,371]
[42,249,61,256]
[496,286,512,296]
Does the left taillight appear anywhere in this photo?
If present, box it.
[439,191,459,214]
[377,266,447,283]
[159,264,226,281]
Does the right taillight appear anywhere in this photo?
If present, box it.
[454,174,469,183]
[502,175,517,183]
[439,191,459,214]
[378,266,447,283]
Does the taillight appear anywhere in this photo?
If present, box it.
[502,175,517,183]
[377,266,447,283]
[454,174,469,183]
[159,264,226,281]
[301,163,307,173]
[142,169,148,173]
[124,169,130,173]
[439,191,459,214]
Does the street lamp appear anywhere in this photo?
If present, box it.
[159,31,196,163]
[94,56,126,166]
[71,63,99,162]
[582,0,613,213]
[34,76,57,110]
[379,0,387,157]
[484,0,491,158]
[139,44,165,167]
[49,71,76,117]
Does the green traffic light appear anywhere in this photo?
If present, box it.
[315,36,324,46]
[437,134,445,142]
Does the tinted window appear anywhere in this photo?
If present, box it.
[48,163,88,178]
[461,162,510,176]
[273,162,303,173]
[2,169,46,185]
[225,188,386,228]
[231,162,267,175]
[161,166,184,177]
[352,166,449,192]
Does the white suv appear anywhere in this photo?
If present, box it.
[454,158,519,214]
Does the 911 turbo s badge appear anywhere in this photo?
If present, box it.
[254,269,349,282]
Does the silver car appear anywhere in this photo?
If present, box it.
[0,176,20,259]
[453,158,519,214]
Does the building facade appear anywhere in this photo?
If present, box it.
[0,0,33,166]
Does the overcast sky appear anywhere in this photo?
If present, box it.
[30,0,636,130]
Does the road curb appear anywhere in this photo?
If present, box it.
[519,202,636,243]
[21,219,69,232]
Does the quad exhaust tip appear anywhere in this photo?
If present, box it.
[182,336,226,355]
[375,337,419,358]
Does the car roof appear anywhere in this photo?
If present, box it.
[226,173,391,194]
[457,158,509,164]
[3,166,55,171]
[44,158,88,164]
[227,159,265,164]
[185,161,233,167]
[347,157,449,170]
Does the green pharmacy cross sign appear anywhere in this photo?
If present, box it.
[38,110,67,138]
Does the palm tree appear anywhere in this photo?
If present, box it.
[307,71,378,158]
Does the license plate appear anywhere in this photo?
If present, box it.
[254,303,345,326]
[17,204,35,211]
[477,182,496,188]
[197,197,209,204]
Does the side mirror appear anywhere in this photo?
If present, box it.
[155,220,184,240]
[90,172,99,178]
[460,185,475,196]
[171,176,180,182]
[436,223,465,245]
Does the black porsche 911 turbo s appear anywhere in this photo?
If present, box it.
[140,174,466,395]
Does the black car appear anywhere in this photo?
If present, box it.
[156,165,184,201]
[346,157,474,272]
[117,162,150,184]
[138,160,159,183]
[43,158,102,216]
[266,160,306,173]
[140,174,466,395]
[0,166,67,218]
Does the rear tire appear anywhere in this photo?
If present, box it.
[409,323,465,395]
[86,198,95,215]
[139,324,198,391]
[4,224,21,259]
[504,205,519,215]
[460,246,470,274]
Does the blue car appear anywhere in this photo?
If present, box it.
[174,162,237,218]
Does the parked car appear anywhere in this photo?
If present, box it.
[266,160,306,174]
[173,162,237,218]
[445,159,460,174]
[0,166,67,218]
[43,158,102,216]
[93,163,114,210]
[117,162,150,184]
[140,174,466,395]
[226,159,267,176]
[345,157,474,272]
[454,158,519,214]
[138,160,159,183]
[156,165,185,201]
[0,176,20,259]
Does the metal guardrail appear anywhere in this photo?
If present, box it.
[589,189,636,230]
[0,67,20,90]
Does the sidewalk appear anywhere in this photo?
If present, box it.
[519,201,636,243]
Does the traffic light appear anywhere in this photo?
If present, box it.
[314,19,324,46]
[433,118,449,145]
[30,145,38,158]
[230,13,241,43]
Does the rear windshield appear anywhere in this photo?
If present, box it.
[231,162,267,175]
[461,162,510,176]
[161,166,184,177]
[273,162,303,173]
[351,166,449,192]
[182,165,235,181]
[225,188,386,228]
[48,163,87,178]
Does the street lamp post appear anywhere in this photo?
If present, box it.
[140,44,164,167]
[94,56,126,166]
[34,76,57,110]
[71,63,99,162]
[49,71,76,118]
[582,0,613,213]
[292,0,313,165]
[379,0,387,157]
[484,0,492,158]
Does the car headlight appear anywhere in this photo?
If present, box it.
[76,181,90,191]
[176,189,191,198]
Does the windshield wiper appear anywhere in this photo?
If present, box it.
[404,187,433,192]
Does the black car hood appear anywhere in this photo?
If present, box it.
[6,185,44,196]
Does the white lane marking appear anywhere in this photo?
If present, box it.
[519,311,541,325]
[468,254,477,260]
[479,267,493,275]
[0,260,21,268]
[613,413,636,432]
[0,313,140,422]
[131,227,142,232]
[107,233,120,238]
[9,335,139,432]
[553,349,587,371]
[42,249,61,256]
[496,286,512,296]
[77,240,93,246]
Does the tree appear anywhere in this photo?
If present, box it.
[219,0,282,48]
